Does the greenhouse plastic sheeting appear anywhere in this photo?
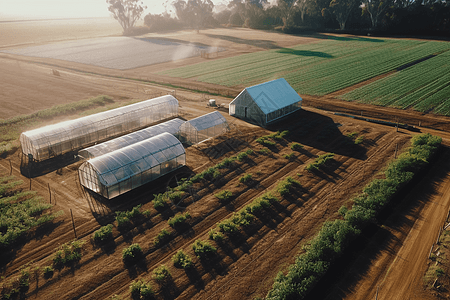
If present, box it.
[20,95,178,162]
[78,132,185,199]
[179,111,229,144]
[78,118,184,159]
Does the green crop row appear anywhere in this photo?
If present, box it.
[341,50,450,115]
[159,39,450,97]
[265,133,441,299]
[0,176,63,249]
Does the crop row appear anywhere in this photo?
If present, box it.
[158,39,450,97]
[0,176,63,249]
[341,50,450,115]
[265,133,442,299]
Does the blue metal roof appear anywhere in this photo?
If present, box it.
[244,78,302,115]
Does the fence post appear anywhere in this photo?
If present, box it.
[48,183,51,204]
[70,209,77,239]
[9,159,12,175]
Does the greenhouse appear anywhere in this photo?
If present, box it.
[78,132,185,199]
[78,118,184,159]
[229,78,302,126]
[179,111,229,144]
[20,95,179,162]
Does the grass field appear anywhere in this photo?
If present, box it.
[340,50,450,114]
[159,37,450,114]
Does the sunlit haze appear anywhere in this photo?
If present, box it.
[0,0,226,21]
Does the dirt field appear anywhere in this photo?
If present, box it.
[1,23,450,300]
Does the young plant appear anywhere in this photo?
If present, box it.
[208,228,224,242]
[172,249,194,269]
[153,193,169,210]
[122,243,143,264]
[192,239,217,258]
[154,228,172,246]
[283,152,296,160]
[93,224,113,244]
[42,266,54,279]
[257,148,271,155]
[129,279,154,299]
[153,265,171,283]
[168,212,191,228]
[239,173,253,184]
[214,190,233,202]
[291,143,303,151]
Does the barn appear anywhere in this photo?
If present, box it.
[229,78,302,126]
[179,111,229,145]
[78,132,185,199]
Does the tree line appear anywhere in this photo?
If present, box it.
[107,0,449,36]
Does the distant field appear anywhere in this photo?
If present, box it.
[2,36,221,70]
[340,50,450,114]
[159,37,450,114]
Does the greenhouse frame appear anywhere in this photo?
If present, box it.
[78,132,185,199]
[229,78,302,126]
[20,95,179,162]
[179,111,229,144]
[78,118,184,159]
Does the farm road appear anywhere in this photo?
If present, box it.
[332,148,450,300]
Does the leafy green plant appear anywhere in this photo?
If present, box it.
[42,266,54,279]
[215,190,233,202]
[115,211,131,229]
[257,148,271,155]
[172,249,194,269]
[153,193,169,210]
[192,239,217,258]
[168,212,191,228]
[153,265,171,283]
[208,228,224,242]
[217,156,237,169]
[217,219,239,234]
[291,143,303,151]
[239,173,253,184]
[52,240,86,267]
[277,176,301,197]
[306,153,335,172]
[122,243,143,264]
[0,176,63,249]
[154,228,172,246]
[129,279,154,299]
[93,224,113,244]
[283,152,296,160]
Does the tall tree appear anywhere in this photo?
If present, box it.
[362,0,393,29]
[277,0,298,27]
[172,0,214,30]
[328,0,359,29]
[106,0,147,32]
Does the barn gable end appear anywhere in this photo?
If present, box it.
[229,78,302,126]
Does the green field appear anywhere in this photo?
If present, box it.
[159,37,450,114]
[340,50,450,114]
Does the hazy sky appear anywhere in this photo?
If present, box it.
[0,0,226,21]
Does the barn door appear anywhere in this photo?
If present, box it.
[244,107,248,118]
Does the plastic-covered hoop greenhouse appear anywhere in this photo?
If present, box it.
[179,111,229,144]
[78,118,184,160]
[78,132,185,199]
[20,95,178,162]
